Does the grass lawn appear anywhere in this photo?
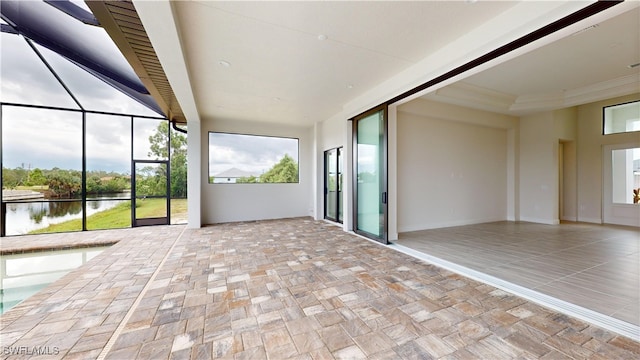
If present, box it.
[29,198,187,234]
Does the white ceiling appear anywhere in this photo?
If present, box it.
[423,4,640,115]
[154,1,640,126]
[171,0,519,126]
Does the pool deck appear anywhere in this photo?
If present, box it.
[0,228,124,255]
[1,218,638,359]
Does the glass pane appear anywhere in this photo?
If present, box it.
[357,110,384,237]
[134,118,168,160]
[135,163,167,198]
[209,133,299,184]
[4,201,83,235]
[2,106,82,171]
[611,148,640,204]
[86,198,131,230]
[325,149,337,220]
[171,198,188,224]
[603,101,640,135]
[86,113,132,200]
[134,162,167,222]
[135,197,167,221]
[170,124,188,224]
[34,43,159,116]
[0,32,79,108]
[2,106,83,235]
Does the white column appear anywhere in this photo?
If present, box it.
[313,122,322,220]
[187,121,201,228]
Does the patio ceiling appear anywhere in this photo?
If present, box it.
[87,1,186,123]
[98,1,638,126]
[424,4,640,115]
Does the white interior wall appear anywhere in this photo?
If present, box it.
[577,93,640,224]
[200,118,313,224]
[188,120,202,228]
[396,99,515,232]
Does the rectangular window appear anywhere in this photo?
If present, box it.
[208,132,299,184]
[603,100,640,135]
[611,147,640,204]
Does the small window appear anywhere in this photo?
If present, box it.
[603,100,640,135]
[208,132,299,184]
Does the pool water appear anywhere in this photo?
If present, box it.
[0,246,109,314]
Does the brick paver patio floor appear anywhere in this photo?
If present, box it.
[1,218,638,359]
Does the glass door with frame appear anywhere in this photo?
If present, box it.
[353,106,387,244]
[324,147,343,223]
[132,161,169,226]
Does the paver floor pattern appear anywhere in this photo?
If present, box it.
[1,218,638,359]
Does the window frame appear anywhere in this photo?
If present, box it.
[602,100,640,136]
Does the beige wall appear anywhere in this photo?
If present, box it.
[519,111,558,224]
[396,99,516,231]
[394,93,639,232]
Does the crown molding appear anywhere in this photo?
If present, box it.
[512,74,640,113]
[563,74,640,107]
[424,74,640,115]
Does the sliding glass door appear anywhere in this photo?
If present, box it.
[324,147,343,223]
[353,106,387,244]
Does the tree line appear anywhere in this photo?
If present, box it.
[236,154,299,183]
[2,121,188,199]
[2,167,130,198]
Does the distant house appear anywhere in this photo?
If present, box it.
[213,168,260,183]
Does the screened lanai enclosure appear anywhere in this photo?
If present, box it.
[0,0,187,236]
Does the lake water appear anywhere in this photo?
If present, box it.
[4,193,130,235]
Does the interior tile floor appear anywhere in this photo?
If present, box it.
[1,218,638,359]
[396,221,640,327]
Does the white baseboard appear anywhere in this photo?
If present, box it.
[578,217,602,224]
[561,216,577,222]
[399,217,506,233]
[520,216,559,225]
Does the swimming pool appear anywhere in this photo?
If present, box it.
[0,246,109,314]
